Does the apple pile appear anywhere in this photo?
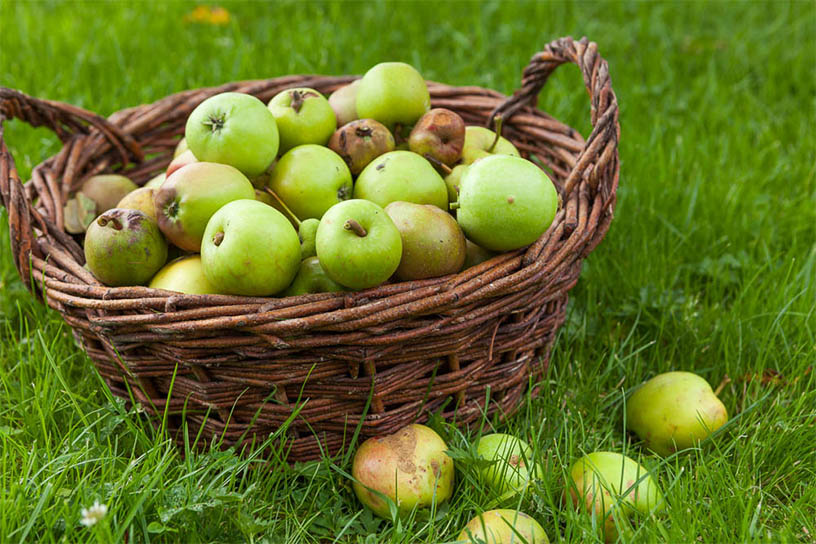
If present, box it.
[351,370,730,542]
[67,61,559,296]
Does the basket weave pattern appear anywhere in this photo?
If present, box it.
[0,37,619,461]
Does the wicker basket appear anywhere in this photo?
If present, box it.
[0,37,619,462]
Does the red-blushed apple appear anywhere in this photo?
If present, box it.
[149,255,218,295]
[384,201,466,280]
[567,452,665,543]
[356,62,430,129]
[268,87,336,154]
[84,209,167,286]
[328,80,360,126]
[409,108,466,167]
[352,424,454,519]
[166,149,198,177]
[458,509,549,544]
[154,162,255,252]
[268,144,352,220]
[282,256,347,296]
[353,151,448,211]
[461,126,520,165]
[315,199,402,290]
[455,155,558,251]
[185,92,279,177]
[201,199,300,296]
[328,119,395,175]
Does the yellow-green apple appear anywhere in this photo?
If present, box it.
[458,509,549,544]
[201,199,300,296]
[354,151,448,210]
[185,92,279,177]
[315,199,402,290]
[626,372,728,456]
[444,164,468,205]
[356,62,430,129]
[173,137,189,158]
[298,218,319,259]
[268,144,352,220]
[116,187,157,221]
[455,155,558,251]
[476,434,542,498]
[283,256,347,296]
[154,162,255,252]
[84,209,167,286]
[267,87,336,154]
[149,255,218,294]
[461,126,519,165]
[144,172,166,189]
[80,174,138,215]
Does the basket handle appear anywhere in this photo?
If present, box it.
[491,36,619,199]
[0,87,142,287]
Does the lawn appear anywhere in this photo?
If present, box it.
[1,1,814,542]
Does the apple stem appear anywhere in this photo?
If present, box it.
[355,126,373,138]
[489,115,503,153]
[343,219,367,237]
[423,153,452,175]
[213,232,225,246]
[449,202,460,211]
[290,90,305,113]
[263,187,301,227]
[97,216,122,230]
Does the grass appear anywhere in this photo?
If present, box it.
[1,0,815,542]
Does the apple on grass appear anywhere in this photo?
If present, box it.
[455,155,558,251]
[476,433,542,498]
[185,92,279,177]
[315,199,402,290]
[201,199,300,296]
[154,162,255,252]
[459,509,549,544]
[268,144,352,221]
[353,151,448,211]
[352,424,454,519]
[356,62,430,129]
[149,255,218,295]
[268,87,336,154]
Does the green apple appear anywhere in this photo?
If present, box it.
[444,164,468,205]
[408,108,466,166]
[185,92,279,177]
[166,149,198,177]
[567,452,664,543]
[268,145,352,220]
[315,199,402,290]
[384,201,466,280]
[79,174,138,215]
[328,80,360,126]
[456,155,558,251]
[201,199,300,296]
[149,255,218,294]
[144,172,166,189]
[84,209,167,286]
[268,87,337,154]
[356,62,430,128]
[352,424,454,519]
[154,162,255,252]
[354,151,448,210]
[173,137,189,158]
[459,509,549,544]
[116,187,157,221]
[283,256,347,296]
[298,218,319,259]
[62,193,97,233]
[461,126,520,165]
[476,434,541,498]
[328,119,395,175]
[626,372,728,457]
